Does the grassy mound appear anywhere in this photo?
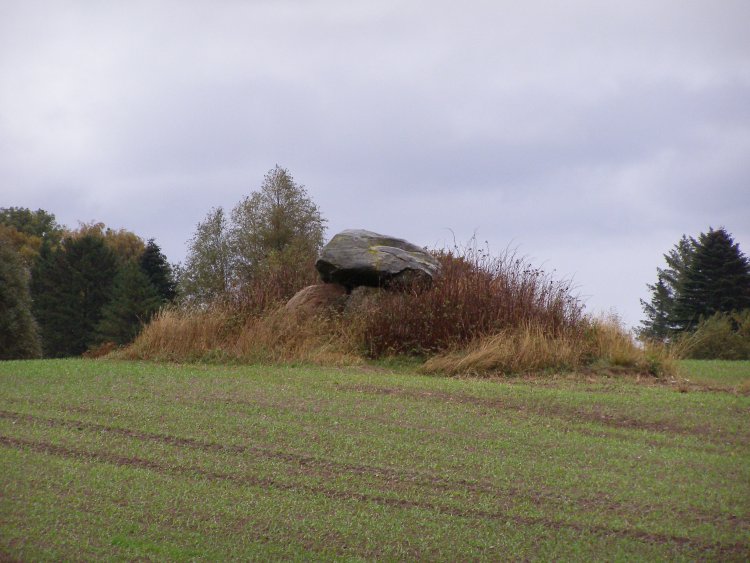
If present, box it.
[120,244,676,377]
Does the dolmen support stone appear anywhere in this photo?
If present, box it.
[284,283,348,317]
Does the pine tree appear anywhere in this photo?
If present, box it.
[30,241,76,357]
[0,238,42,359]
[639,277,674,340]
[31,235,119,357]
[639,235,695,338]
[139,239,177,303]
[97,262,163,345]
[672,228,750,331]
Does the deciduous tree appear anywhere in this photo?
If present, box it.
[0,207,63,266]
[180,166,326,305]
[68,222,145,264]
[230,166,326,282]
[179,207,232,304]
[0,237,42,359]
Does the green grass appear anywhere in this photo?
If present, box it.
[1,359,749,561]
[679,359,750,390]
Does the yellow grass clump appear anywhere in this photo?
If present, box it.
[421,323,582,376]
[117,307,234,362]
[421,316,678,377]
[118,305,678,378]
[232,308,361,366]
[118,305,361,366]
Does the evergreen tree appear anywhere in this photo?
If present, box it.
[639,235,695,338]
[31,235,118,357]
[0,238,42,359]
[640,227,750,338]
[97,261,163,345]
[30,241,75,356]
[139,239,177,302]
[672,228,750,331]
[639,277,674,340]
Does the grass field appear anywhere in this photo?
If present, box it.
[1,359,748,561]
[679,359,750,391]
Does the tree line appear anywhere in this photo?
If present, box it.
[1,209,176,359]
[5,166,746,361]
[1,165,326,359]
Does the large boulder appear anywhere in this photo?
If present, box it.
[316,229,440,288]
[285,283,348,317]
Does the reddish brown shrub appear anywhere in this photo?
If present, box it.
[227,256,321,318]
[354,244,584,357]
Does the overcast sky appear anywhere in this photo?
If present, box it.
[2,1,749,328]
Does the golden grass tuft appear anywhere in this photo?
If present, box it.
[421,323,582,376]
[583,316,680,377]
[115,307,234,362]
[117,305,360,366]
[233,308,362,366]
[119,305,678,378]
[421,316,679,378]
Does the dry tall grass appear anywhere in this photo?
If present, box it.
[230,256,321,317]
[422,316,679,377]
[232,308,361,365]
[421,323,583,376]
[118,307,234,362]
[119,304,360,366]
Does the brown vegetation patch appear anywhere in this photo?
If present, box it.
[82,341,117,359]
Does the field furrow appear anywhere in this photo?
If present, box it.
[1,359,749,561]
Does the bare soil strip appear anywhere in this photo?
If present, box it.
[342,384,745,443]
[0,408,743,532]
[1,434,746,557]
[0,409,500,493]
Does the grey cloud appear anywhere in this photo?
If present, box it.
[1,0,748,328]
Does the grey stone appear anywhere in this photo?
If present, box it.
[316,229,440,288]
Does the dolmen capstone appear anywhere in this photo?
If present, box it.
[285,229,440,317]
[315,229,440,290]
